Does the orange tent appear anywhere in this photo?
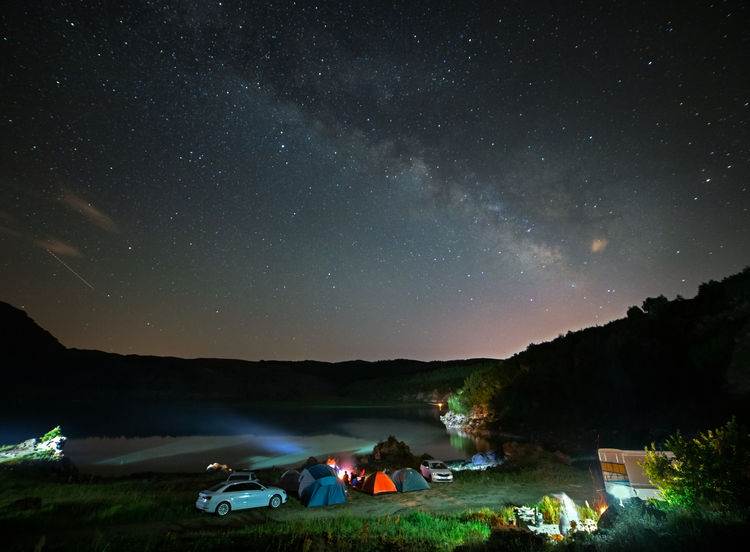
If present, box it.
[360,471,397,495]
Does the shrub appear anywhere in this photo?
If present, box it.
[448,392,470,416]
[465,507,506,529]
[39,426,63,442]
[535,495,560,524]
[641,417,750,509]
[576,503,598,521]
[499,505,516,523]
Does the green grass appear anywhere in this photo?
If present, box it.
[0,471,202,523]
[2,463,745,551]
[454,458,585,486]
[75,511,491,552]
[0,471,492,551]
[0,465,556,551]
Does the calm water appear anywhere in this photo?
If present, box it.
[3,401,486,475]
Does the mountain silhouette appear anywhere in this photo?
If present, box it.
[2,266,749,448]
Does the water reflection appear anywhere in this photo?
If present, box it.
[65,432,378,475]
[11,402,489,475]
[449,429,491,457]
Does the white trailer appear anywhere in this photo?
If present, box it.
[598,448,675,502]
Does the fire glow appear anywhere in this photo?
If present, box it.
[326,457,347,479]
[326,458,362,480]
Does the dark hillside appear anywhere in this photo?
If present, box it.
[0,301,64,359]
[1,302,66,395]
[468,267,750,448]
[0,301,484,405]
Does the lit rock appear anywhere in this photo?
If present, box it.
[440,410,470,430]
[0,431,66,463]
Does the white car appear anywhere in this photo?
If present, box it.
[420,460,453,482]
[196,480,287,516]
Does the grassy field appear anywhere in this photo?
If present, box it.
[0,459,595,551]
[2,459,746,551]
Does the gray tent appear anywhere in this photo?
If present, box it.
[390,467,430,492]
[278,469,300,495]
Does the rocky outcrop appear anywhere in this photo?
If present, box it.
[440,410,471,430]
[356,436,419,469]
[0,430,66,463]
[372,435,414,462]
[440,409,492,434]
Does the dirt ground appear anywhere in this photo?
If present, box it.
[187,469,597,527]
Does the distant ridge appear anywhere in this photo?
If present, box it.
[3,266,749,449]
[0,300,482,403]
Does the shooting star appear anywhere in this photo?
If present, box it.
[46,249,94,289]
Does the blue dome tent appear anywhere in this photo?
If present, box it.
[298,464,347,507]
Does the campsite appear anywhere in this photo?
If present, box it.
[2,271,750,550]
[0,451,599,551]
[3,437,748,552]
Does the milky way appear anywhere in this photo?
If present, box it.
[1,1,748,361]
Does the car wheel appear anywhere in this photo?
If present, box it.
[269,495,282,509]
[216,501,231,516]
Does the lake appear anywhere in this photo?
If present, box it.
[3,401,487,475]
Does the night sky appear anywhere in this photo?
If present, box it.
[1,1,748,362]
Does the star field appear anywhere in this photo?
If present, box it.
[1,1,748,361]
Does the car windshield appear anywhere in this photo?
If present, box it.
[432,462,448,469]
[207,483,225,492]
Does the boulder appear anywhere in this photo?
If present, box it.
[597,505,621,531]
[372,436,417,467]
[502,441,543,461]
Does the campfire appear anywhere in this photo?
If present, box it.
[326,458,362,480]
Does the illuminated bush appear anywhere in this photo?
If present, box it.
[447,392,470,415]
[641,417,750,509]
[39,426,63,442]
[576,503,598,521]
[535,495,561,524]
[447,365,505,420]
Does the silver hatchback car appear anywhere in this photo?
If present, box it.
[196,480,287,516]
[420,460,453,482]
[225,471,259,483]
